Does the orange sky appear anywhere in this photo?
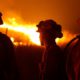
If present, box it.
[0,0,80,34]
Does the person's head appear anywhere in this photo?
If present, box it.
[0,12,3,25]
[36,19,63,46]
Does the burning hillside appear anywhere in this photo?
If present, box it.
[0,16,77,46]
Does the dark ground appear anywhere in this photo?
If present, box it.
[14,45,44,80]
[14,36,80,80]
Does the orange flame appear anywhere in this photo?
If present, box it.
[56,31,76,46]
[0,17,77,46]
[0,17,40,45]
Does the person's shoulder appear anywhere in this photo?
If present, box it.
[0,32,10,40]
[52,44,61,51]
[53,45,63,54]
[0,32,8,37]
[0,32,13,44]
[0,32,5,36]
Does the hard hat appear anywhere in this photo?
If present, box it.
[36,19,63,38]
[37,19,61,32]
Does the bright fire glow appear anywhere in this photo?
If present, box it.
[56,31,76,46]
[10,37,14,42]
[0,17,40,45]
[0,17,76,46]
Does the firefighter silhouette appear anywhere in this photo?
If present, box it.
[0,12,3,25]
[0,12,19,80]
[64,35,80,80]
[37,19,66,80]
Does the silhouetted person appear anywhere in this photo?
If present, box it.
[37,19,66,80]
[65,35,80,80]
[0,12,19,80]
[0,12,3,25]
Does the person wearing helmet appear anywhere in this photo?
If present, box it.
[37,19,66,80]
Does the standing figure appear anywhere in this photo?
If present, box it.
[37,19,66,80]
[65,35,80,80]
[0,12,19,80]
[0,12,3,25]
